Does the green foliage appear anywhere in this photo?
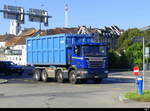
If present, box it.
[124,90,150,102]
[118,51,129,68]
[108,49,120,69]
[108,28,150,69]
[117,28,142,52]
[108,49,129,69]
[125,43,143,69]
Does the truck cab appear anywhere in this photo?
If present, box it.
[69,42,108,84]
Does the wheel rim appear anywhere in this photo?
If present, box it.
[70,72,76,84]
[42,71,47,81]
[57,71,63,82]
[35,72,39,80]
[34,70,40,80]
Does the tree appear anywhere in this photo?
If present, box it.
[125,43,143,69]
[109,28,150,70]
[117,28,142,52]
[108,49,120,69]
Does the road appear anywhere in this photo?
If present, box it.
[0,70,150,108]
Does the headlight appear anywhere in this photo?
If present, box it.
[77,70,88,74]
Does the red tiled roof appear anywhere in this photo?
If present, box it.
[4,27,80,46]
[5,37,21,47]
[45,28,79,35]
[0,34,15,42]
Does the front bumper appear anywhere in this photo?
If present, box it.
[76,69,108,79]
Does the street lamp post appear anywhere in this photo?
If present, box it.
[133,36,145,90]
[143,37,145,90]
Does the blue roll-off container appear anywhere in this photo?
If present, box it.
[26,34,92,65]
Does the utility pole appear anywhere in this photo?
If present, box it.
[133,36,145,90]
[143,36,145,90]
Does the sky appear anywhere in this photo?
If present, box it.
[0,0,150,34]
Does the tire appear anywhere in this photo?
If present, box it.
[33,69,41,81]
[80,79,87,84]
[69,70,79,84]
[93,78,103,84]
[56,70,64,83]
[41,70,48,82]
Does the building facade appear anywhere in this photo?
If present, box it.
[77,25,124,49]
[10,20,21,35]
[5,45,26,65]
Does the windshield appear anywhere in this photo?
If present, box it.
[82,45,107,57]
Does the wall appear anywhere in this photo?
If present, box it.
[6,45,26,65]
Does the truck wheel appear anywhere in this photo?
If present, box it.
[69,70,79,84]
[56,70,64,83]
[41,70,48,82]
[94,78,103,84]
[33,69,41,81]
[81,79,87,84]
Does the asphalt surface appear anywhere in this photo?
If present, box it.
[0,69,150,108]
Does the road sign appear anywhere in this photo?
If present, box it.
[133,66,139,76]
[145,47,150,57]
[3,5,24,24]
[28,8,50,26]
[132,36,146,43]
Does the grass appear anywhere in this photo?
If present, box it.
[124,90,150,102]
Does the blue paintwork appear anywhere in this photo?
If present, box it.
[26,33,108,77]
[137,76,143,95]
[26,34,92,65]
[71,43,108,74]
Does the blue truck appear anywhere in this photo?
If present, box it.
[26,34,108,84]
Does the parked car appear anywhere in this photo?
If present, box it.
[0,61,24,75]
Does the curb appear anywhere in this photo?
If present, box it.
[0,79,8,84]
[109,75,135,79]
[119,94,131,103]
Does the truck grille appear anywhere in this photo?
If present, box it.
[88,61,103,68]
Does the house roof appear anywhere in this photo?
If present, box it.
[18,28,37,37]
[5,28,37,47]
[5,37,21,47]
[3,26,124,47]
[0,34,15,42]
[0,36,5,42]
[6,27,79,46]
[45,27,79,35]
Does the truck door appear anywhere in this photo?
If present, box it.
[71,46,84,68]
